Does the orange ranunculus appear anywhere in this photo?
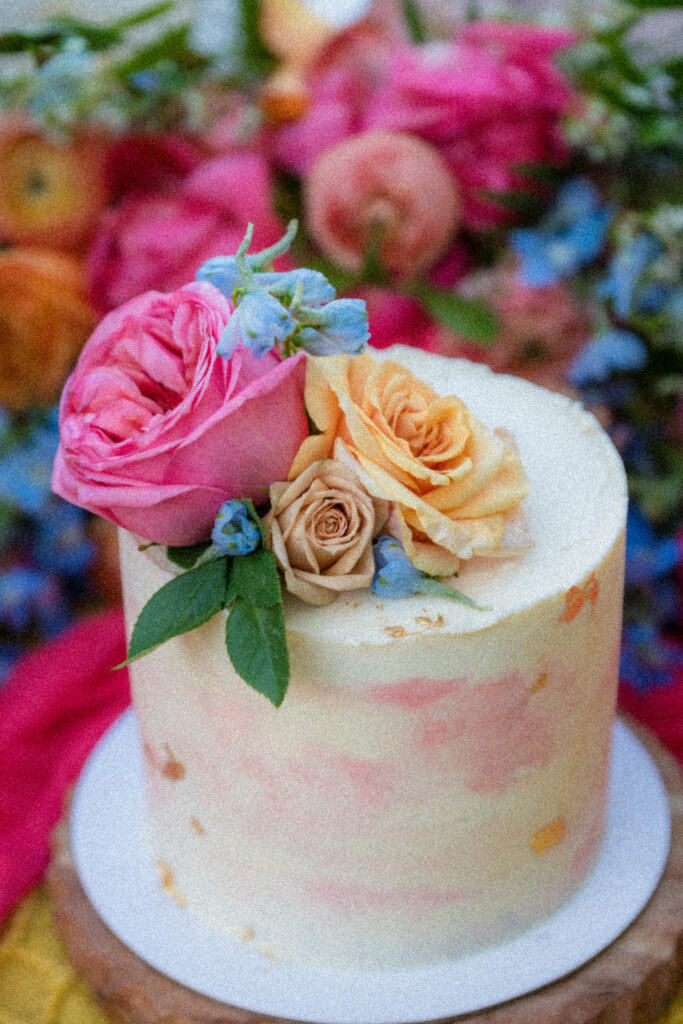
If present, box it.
[0,118,109,250]
[290,351,531,576]
[0,248,95,411]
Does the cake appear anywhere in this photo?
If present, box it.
[117,345,627,972]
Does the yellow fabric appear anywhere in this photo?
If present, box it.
[1,884,681,1023]
[0,886,109,1024]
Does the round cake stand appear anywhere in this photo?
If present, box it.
[48,715,683,1024]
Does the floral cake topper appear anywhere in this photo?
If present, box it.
[52,224,531,706]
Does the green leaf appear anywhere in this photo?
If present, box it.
[400,0,427,43]
[622,0,683,8]
[225,548,282,608]
[124,557,229,664]
[0,3,173,54]
[166,540,213,569]
[418,577,491,611]
[416,286,498,345]
[226,599,289,706]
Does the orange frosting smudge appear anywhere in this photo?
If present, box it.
[162,744,185,781]
[530,817,566,855]
[559,572,599,623]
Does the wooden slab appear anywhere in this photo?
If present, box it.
[47,717,683,1024]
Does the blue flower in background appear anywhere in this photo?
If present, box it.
[620,623,683,692]
[0,642,22,686]
[26,40,96,121]
[512,179,614,287]
[371,536,423,598]
[568,329,647,387]
[0,567,69,636]
[599,233,662,318]
[0,415,60,515]
[34,499,95,577]
[212,500,261,556]
[625,506,679,587]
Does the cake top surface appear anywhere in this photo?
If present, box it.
[281,345,627,644]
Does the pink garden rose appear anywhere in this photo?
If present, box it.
[52,282,309,546]
[87,151,286,312]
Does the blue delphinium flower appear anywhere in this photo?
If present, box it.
[0,415,60,515]
[0,567,68,636]
[625,506,678,587]
[212,500,261,556]
[26,40,97,123]
[620,623,683,692]
[599,233,662,318]
[34,499,95,577]
[199,222,369,359]
[512,179,614,287]
[0,642,22,686]
[258,268,336,308]
[371,536,424,598]
[568,328,647,387]
[218,289,295,358]
[197,220,299,300]
[295,299,370,356]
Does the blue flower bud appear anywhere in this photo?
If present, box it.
[217,290,295,359]
[257,268,336,307]
[371,535,423,598]
[212,500,261,556]
[295,299,370,356]
[196,255,240,297]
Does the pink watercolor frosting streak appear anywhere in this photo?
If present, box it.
[368,676,460,709]
[304,879,473,916]
[416,671,554,794]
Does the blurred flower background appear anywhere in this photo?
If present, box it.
[0,0,681,742]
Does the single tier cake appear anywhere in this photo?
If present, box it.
[119,346,627,971]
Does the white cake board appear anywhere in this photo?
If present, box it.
[70,709,671,1024]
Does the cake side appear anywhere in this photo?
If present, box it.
[119,352,627,970]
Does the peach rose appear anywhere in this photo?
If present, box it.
[290,352,530,576]
[305,130,460,278]
[0,248,95,412]
[266,459,389,605]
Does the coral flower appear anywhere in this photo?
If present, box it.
[0,248,95,412]
[305,130,461,278]
[0,118,109,250]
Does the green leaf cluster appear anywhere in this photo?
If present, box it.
[415,285,498,345]
[125,544,289,707]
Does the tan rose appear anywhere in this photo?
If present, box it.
[266,459,389,606]
[290,352,531,576]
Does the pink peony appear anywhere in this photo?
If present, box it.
[269,19,402,175]
[87,152,285,313]
[362,22,577,228]
[305,130,461,278]
[52,282,309,546]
